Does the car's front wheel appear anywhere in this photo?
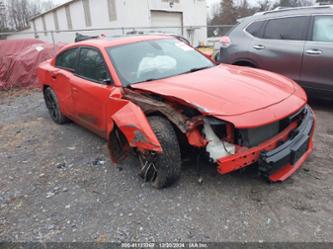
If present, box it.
[138,116,181,189]
[43,87,68,124]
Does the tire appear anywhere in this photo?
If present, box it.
[43,87,68,124]
[139,116,182,189]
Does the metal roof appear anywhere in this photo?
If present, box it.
[256,5,333,16]
[30,0,77,21]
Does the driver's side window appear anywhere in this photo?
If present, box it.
[77,47,111,83]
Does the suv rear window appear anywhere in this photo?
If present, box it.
[263,16,308,41]
[312,16,333,42]
[246,21,265,38]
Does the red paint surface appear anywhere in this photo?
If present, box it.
[132,65,307,128]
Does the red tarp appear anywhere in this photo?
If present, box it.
[0,39,64,90]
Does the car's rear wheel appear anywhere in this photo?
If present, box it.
[43,87,68,124]
[138,116,181,189]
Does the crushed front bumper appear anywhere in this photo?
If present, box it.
[216,105,315,182]
[259,105,314,182]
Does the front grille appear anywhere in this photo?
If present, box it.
[236,107,306,148]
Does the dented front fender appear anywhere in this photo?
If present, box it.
[110,101,162,153]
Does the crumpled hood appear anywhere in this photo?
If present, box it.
[131,64,297,116]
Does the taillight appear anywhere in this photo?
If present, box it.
[220,36,231,48]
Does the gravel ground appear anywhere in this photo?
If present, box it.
[0,89,332,242]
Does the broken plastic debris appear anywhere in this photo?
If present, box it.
[203,120,235,162]
[92,158,106,166]
[56,162,66,169]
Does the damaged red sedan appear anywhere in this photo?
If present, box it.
[37,35,315,188]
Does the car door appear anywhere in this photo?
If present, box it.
[71,46,114,137]
[53,47,79,116]
[300,15,333,96]
[249,16,310,82]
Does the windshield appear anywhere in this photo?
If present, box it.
[106,38,214,86]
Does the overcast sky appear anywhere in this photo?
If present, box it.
[52,0,67,4]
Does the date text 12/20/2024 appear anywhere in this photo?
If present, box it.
[121,242,208,248]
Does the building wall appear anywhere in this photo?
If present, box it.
[7,0,207,46]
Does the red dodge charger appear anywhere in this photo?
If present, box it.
[37,35,315,188]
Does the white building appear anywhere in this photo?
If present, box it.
[7,0,207,46]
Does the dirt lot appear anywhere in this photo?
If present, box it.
[0,89,332,242]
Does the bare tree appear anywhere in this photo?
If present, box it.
[257,0,274,11]
[41,0,54,12]
[297,0,315,6]
[209,0,259,26]
[210,1,221,19]
[220,0,238,25]
[236,0,256,18]
[317,0,333,4]
[0,0,7,32]
[5,0,31,30]
[280,0,314,7]
[1,0,54,32]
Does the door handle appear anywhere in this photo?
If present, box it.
[253,44,265,50]
[306,49,322,55]
[51,75,57,80]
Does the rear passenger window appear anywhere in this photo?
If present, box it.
[55,48,78,71]
[246,21,265,38]
[77,48,109,83]
[312,16,333,42]
[263,16,308,41]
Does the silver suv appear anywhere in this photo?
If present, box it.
[217,6,333,100]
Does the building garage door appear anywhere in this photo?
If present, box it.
[150,11,183,35]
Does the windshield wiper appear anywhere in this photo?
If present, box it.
[134,78,160,84]
[181,66,213,75]
[132,66,213,85]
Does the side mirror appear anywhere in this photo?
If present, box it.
[102,78,113,85]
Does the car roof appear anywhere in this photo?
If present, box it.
[240,5,333,23]
[68,35,172,49]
